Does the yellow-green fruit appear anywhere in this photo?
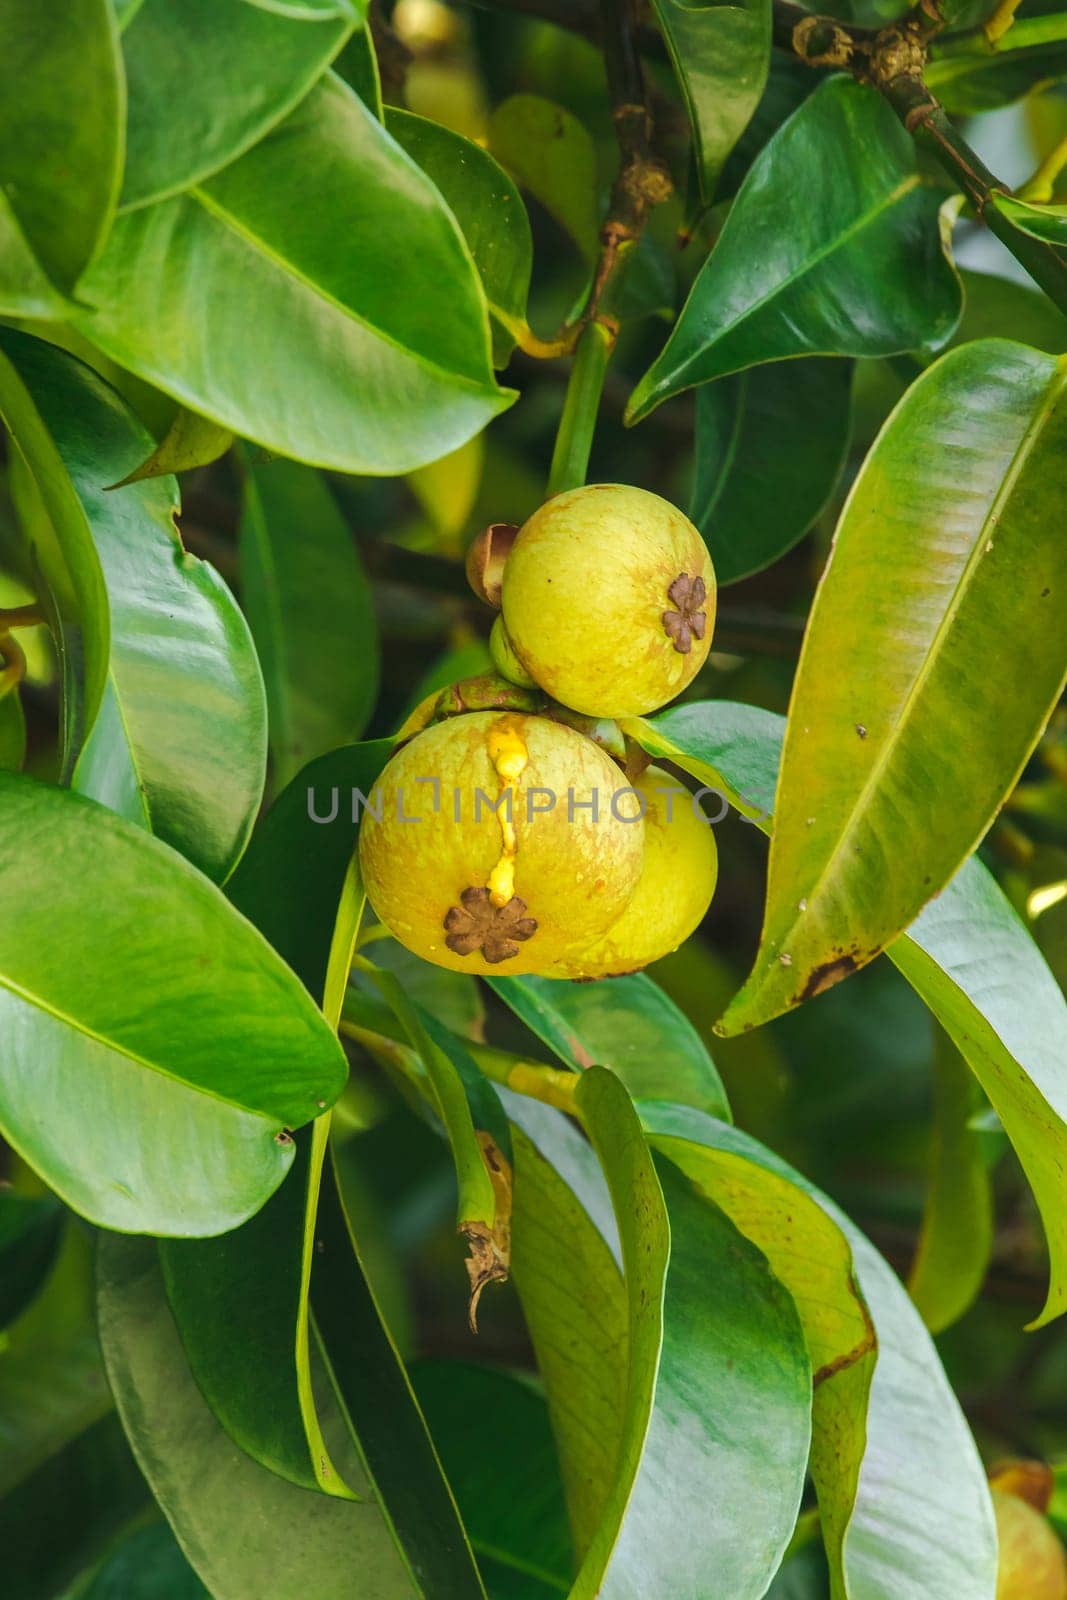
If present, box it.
[358,711,645,975]
[489,614,537,689]
[994,1490,1067,1599]
[500,483,716,718]
[546,767,718,978]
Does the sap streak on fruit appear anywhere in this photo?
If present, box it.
[359,712,645,975]
[499,483,716,718]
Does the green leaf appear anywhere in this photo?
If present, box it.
[891,856,1067,1328]
[632,699,1067,1327]
[0,1222,150,1599]
[907,1030,994,1334]
[991,191,1067,247]
[411,1361,574,1598]
[310,1152,489,1598]
[949,268,1067,355]
[504,1095,628,1561]
[649,0,771,205]
[158,743,390,1494]
[360,958,510,1321]
[640,1101,998,1600]
[0,772,350,1233]
[927,22,1067,113]
[386,109,533,368]
[0,1192,62,1332]
[74,75,513,474]
[628,1119,873,1600]
[158,1124,354,1499]
[0,0,123,293]
[333,24,383,117]
[1,330,266,882]
[83,1521,210,1600]
[489,972,730,1119]
[239,459,378,790]
[110,407,234,486]
[571,1068,810,1599]
[118,0,355,208]
[691,358,852,584]
[96,1234,429,1600]
[718,339,1067,1033]
[488,96,600,267]
[0,335,111,776]
[0,688,25,772]
[0,209,72,320]
[627,77,960,421]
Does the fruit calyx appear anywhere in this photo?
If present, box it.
[663,573,708,654]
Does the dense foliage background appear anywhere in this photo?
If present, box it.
[6,0,1067,1596]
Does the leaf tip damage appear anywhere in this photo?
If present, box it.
[462,1132,513,1333]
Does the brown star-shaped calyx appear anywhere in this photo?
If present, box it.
[662,573,708,655]
[444,887,538,963]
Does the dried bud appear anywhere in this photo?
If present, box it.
[465,522,519,609]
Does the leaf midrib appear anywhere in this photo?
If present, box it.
[191,186,499,397]
[766,355,1067,965]
[0,966,281,1123]
[666,173,921,393]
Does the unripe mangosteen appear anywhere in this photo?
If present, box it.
[358,711,646,975]
[546,766,718,979]
[499,484,715,718]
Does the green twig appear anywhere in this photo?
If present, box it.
[547,320,615,495]
[544,0,673,493]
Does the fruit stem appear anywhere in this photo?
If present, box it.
[547,319,614,496]
[0,631,28,701]
[468,1043,580,1114]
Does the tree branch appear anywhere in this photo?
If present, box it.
[547,0,674,491]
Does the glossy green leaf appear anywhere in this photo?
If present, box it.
[0,211,71,320]
[691,358,852,584]
[991,191,1067,246]
[0,772,351,1233]
[75,75,512,474]
[949,268,1067,355]
[97,1234,427,1600]
[83,1521,210,1600]
[159,1125,353,1499]
[0,1222,149,1599]
[627,77,960,421]
[0,688,25,772]
[360,959,507,1267]
[239,459,378,790]
[489,972,730,1118]
[503,1093,628,1561]
[243,0,360,15]
[927,23,1067,113]
[488,96,600,267]
[2,331,267,881]
[158,743,390,1497]
[412,1361,574,1599]
[907,1030,993,1334]
[571,1068,810,1599]
[719,339,1067,1033]
[632,699,1067,1327]
[386,109,533,368]
[0,1192,62,1332]
[111,407,234,486]
[333,24,383,117]
[641,1102,998,1600]
[227,739,393,990]
[618,1119,872,1599]
[118,0,355,208]
[310,1153,489,1598]
[0,334,110,776]
[649,0,770,205]
[0,0,123,293]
